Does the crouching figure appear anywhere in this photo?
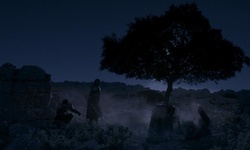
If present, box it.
[54,99,81,126]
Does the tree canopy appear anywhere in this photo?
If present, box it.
[100,3,249,103]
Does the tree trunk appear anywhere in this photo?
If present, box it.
[164,81,173,110]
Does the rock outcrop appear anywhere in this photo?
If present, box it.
[0,63,52,122]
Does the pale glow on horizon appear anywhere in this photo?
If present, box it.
[144,81,239,93]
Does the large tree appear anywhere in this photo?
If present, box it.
[100,3,249,106]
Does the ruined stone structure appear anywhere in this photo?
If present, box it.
[0,63,52,121]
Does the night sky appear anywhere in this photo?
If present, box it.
[1,0,250,92]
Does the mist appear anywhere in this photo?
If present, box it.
[50,84,155,137]
[2,79,250,149]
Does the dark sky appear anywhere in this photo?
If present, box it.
[1,0,250,92]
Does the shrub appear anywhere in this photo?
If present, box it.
[13,122,135,149]
[211,113,250,150]
[101,124,133,149]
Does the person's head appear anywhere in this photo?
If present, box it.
[62,99,69,104]
[93,78,101,86]
[167,104,176,116]
[197,105,204,113]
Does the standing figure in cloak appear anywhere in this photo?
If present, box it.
[86,79,102,125]
[184,105,211,140]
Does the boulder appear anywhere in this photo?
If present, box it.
[0,63,52,123]
[148,104,178,137]
[16,65,50,82]
[0,63,16,81]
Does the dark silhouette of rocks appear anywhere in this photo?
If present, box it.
[0,63,52,122]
